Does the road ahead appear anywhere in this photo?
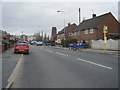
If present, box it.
[11,45,118,88]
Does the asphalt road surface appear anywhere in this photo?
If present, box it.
[11,45,118,88]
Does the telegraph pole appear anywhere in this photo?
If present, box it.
[41,30,43,42]
[79,8,81,24]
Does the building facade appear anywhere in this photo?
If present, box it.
[51,27,57,41]
[56,23,77,43]
[21,34,28,41]
[72,12,120,42]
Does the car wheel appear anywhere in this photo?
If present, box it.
[26,52,29,54]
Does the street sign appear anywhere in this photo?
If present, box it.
[103,26,108,33]
[104,26,108,30]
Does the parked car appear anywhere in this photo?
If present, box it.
[44,43,55,46]
[68,43,84,50]
[30,40,37,45]
[36,42,43,46]
[14,41,29,54]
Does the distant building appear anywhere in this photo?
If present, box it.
[21,34,28,41]
[51,27,57,41]
[28,35,36,41]
[0,30,10,44]
[0,30,11,51]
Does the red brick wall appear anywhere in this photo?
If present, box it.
[0,44,14,52]
[79,29,98,41]
[65,24,77,39]
[72,28,98,41]
[73,32,80,40]
[57,34,64,40]
[98,13,119,40]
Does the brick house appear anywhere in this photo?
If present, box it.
[56,23,77,43]
[72,12,120,43]
[65,23,77,39]
[0,30,11,52]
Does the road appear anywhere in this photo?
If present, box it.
[11,45,118,88]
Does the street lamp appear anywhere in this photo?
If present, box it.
[57,10,66,47]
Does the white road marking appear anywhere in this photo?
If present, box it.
[6,54,24,88]
[76,58,112,70]
[55,52,69,56]
[46,50,68,57]
[46,50,53,53]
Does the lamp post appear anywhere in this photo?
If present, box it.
[57,10,66,47]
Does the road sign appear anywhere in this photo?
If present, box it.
[104,26,108,30]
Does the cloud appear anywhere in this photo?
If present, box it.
[2,0,120,2]
[0,2,2,30]
[2,2,118,36]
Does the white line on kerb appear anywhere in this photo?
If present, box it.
[6,54,24,88]
[55,52,69,56]
[76,58,112,70]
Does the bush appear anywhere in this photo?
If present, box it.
[61,39,77,47]
[9,40,17,44]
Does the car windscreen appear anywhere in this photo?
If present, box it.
[69,44,74,47]
[17,42,28,45]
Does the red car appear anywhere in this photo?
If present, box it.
[14,41,29,54]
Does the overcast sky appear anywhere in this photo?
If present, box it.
[1,0,119,37]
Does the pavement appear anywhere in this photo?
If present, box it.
[2,48,22,88]
[11,45,118,88]
[79,49,119,56]
[50,46,119,56]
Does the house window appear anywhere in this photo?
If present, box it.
[78,30,80,35]
[69,33,73,36]
[90,29,94,33]
[71,33,73,36]
[69,33,71,36]
[85,29,88,34]
[74,32,77,36]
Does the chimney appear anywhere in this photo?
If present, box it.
[92,14,96,18]
[68,23,70,26]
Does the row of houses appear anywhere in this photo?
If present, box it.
[0,30,10,52]
[55,12,120,46]
[0,30,51,52]
[0,30,21,52]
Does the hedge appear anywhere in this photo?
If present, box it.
[61,39,77,47]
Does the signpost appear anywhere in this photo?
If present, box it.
[103,26,108,53]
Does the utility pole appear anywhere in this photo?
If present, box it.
[57,10,66,47]
[41,30,43,42]
[22,31,23,35]
[48,35,49,41]
[79,8,81,24]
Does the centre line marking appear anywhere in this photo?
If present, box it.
[76,58,112,70]
[46,50,53,53]
[55,52,69,56]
